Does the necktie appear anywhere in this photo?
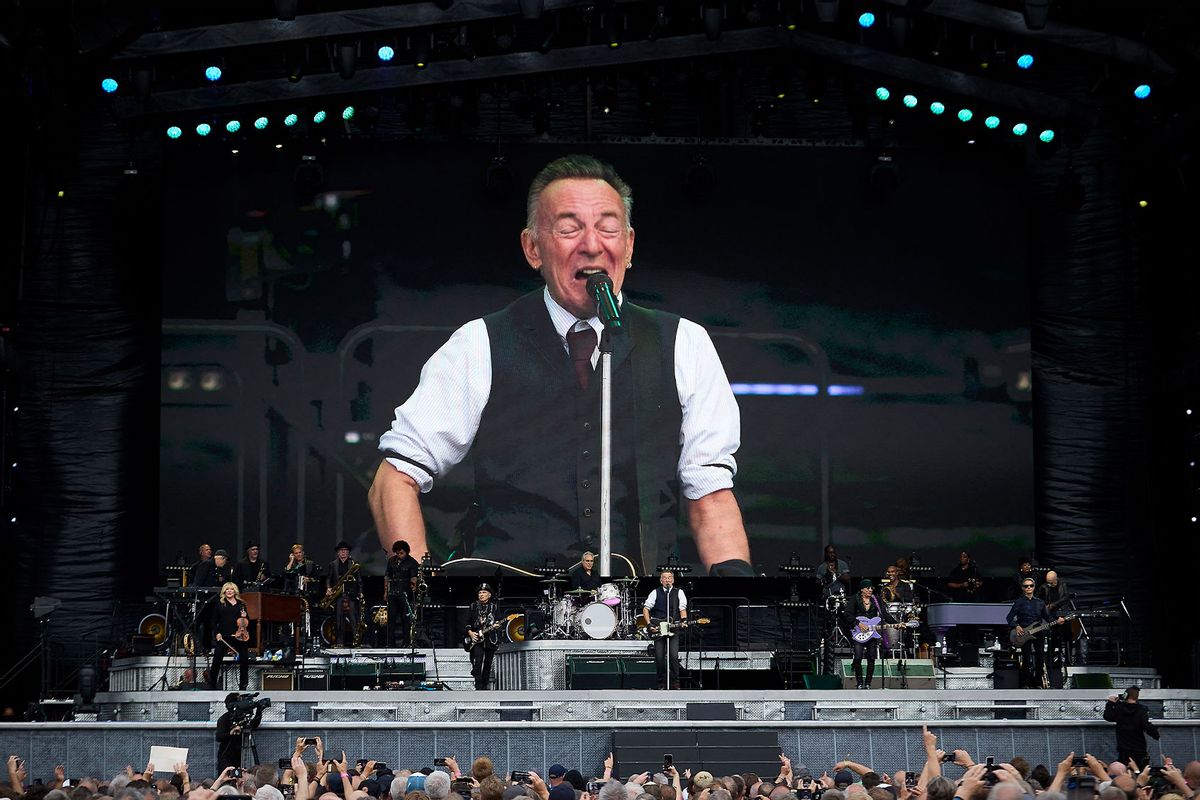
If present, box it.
[566,325,598,389]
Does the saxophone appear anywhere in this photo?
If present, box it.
[318,562,361,609]
[353,590,368,647]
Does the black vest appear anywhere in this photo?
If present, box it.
[649,587,684,621]
[469,290,683,571]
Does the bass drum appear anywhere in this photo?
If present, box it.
[506,614,527,643]
[575,602,617,640]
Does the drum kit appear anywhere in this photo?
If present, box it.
[507,574,642,642]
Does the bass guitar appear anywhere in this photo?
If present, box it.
[851,616,919,644]
[640,617,711,640]
[463,614,520,652]
[1009,612,1077,647]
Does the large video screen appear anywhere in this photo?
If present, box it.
[160,142,1032,581]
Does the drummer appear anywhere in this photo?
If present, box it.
[568,551,605,592]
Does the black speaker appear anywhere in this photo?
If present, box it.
[686,702,736,720]
[957,645,981,667]
[622,657,657,689]
[568,656,622,689]
[993,666,1020,689]
[803,674,842,690]
[1071,673,1113,689]
[131,634,156,655]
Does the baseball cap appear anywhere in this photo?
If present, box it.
[834,771,855,789]
[549,785,575,800]
[548,765,567,780]
[693,772,715,790]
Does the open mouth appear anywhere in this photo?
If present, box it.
[575,267,607,280]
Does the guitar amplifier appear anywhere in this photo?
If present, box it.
[298,666,329,691]
[262,671,294,691]
[567,656,622,690]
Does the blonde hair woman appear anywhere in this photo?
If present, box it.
[210,581,251,690]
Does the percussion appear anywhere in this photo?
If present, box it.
[138,613,168,646]
[575,602,618,640]
[372,605,388,626]
[595,583,621,607]
[551,597,574,628]
[506,614,527,643]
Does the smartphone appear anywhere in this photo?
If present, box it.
[664,754,674,768]
[1072,757,1088,768]
[279,758,292,770]
[511,771,531,784]
[281,787,296,798]
[905,775,917,788]
[303,738,318,746]
[985,757,995,769]
[941,753,956,763]
[326,763,336,775]
[588,782,604,794]
[230,768,243,778]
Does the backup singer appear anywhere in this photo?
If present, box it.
[209,582,250,690]
[465,583,501,690]
[1006,577,1064,689]
[326,541,361,647]
[840,579,898,689]
[946,551,982,601]
[385,540,420,647]
[641,568,688,689]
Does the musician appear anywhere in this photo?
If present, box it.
[569,551,605,592]
[1006,577,1064,689]
[234,543,271,589]
[840,579,898,689]
[1037,570,1073,672]
[188,543,213,586]
[641,568,688,689]
[385,540,420,647]
[1005,556,1038,600]
[326,541,362,647]
[465,583,501,690]
[283,543,319,593]
[879,564,913,604]
[815,545,850,591]
[209,582,250,690]
[945,551,981,602]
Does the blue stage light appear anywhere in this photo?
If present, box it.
[101,78,119,93]
[166,126,182,139]
[874,87,890,101]
[226,119,241,133]
[930,102,945,115]
[1039,129,1055,143]
[1012,122,1028,136]
[1016,54,1034,69]
[254,116,269,130]
[284,114,299,127]
[342,105,356,120]
[313,110,327,123]
[1134,84,1151,99]
[858,12,875,27]
[378,45,396,62]
[957,108,973,122]
[902,94,918,108]
[196,123,212,136]
[984,116,1000,129]
[205,65,223,82]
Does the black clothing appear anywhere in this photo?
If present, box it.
[1038,580,1073,677]
[283,558,319,593]
[234,558,271,588]
[188,558,211,586]
[215,704,265,771]
[842,594,897,687]
[193,559,233,588]
[386,554,420,646]
[1006,571,1039,600]
[646,586,685,622]
[209,599,250,690]
[569,567,605,592]
[1103,699,1160,765]
[946,562,981,602]
[1007,595,1053,688]
[469,291,684,572]
[327,558,361,594]
[879,580,914,605]
[328,558,362,646]
[466,600,500,689]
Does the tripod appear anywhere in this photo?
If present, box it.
[240,725,261,768]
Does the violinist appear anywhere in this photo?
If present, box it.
[209,581,251,690]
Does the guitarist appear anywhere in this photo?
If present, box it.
[641,568,688,689]
[1037,570,1073,676]
[465,583,501,689]
[1006,577,1064,689]
[840,579,898,689]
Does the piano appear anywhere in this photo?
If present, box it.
[925,602,1011,649]
[242,592,304,656]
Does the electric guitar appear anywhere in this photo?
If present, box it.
[1009,612,1077,647]
[462,614,520,651]
[640,617,711,639]
[851,616,920,644]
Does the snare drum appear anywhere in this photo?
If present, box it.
[575,602,618,639]
[551,597,574,627]
[596,582,621,607]
[886,602,902,616]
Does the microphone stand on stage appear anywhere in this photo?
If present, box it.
[587,273,623,579]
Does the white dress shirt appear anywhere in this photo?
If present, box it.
[642,587,689,612]
[379,287,741,500]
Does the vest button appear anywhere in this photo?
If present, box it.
[581,480,591,489]
[583,422,593,431]
[583,507,593,517]
[582,450,590,459]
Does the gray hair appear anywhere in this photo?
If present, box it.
[986,785,1025,800]
[426,771,452,800]
[393,776,411,799]
[525,155,633,239]
[114,789,145,800]
[216,787,240,797]
[256,787,285,800]
[1098,789,1125,800]
[598,780,628,800]
[710,791,732,800]
[110,776,133,796]
[1040,792,1066,800]
[926,777,957,800]
[821,792,845,800]
[45,792,72,800]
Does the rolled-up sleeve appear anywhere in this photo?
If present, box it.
[674,319,740,499]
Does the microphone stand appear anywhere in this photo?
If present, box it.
[598,326,614,578]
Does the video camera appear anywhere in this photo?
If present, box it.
[226,692,271,727]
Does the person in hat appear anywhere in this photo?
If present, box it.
[326,541,362,647]
[385,540,421,647]
[840,578,898,689]
[234,542,271,589]
[546,766,567,788]
[466,583,502,689]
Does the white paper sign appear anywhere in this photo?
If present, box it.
[148,746,190,772]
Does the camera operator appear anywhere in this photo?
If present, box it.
[1104,687,1160,767]
[216,692,267,771]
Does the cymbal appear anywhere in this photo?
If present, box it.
[565,588,594,595]
[879,578,892,584]
[613,576,640,583]
[540,577,567,584]
[901,579,918,584]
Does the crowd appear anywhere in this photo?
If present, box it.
[2,723,1197,800]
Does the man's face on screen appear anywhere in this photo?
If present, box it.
[522,178,635,320]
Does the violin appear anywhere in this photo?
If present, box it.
[234,615,250,642]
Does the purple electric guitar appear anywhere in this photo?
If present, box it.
[851,615,919,644]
